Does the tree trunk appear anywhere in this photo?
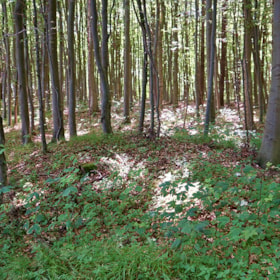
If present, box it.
[243,0,254,130]
[2,1,12,126]
[0,116,7,203]
[219,2,227,108]
[90,0,112,134]
[48,0,65,141]
[136,0,148,134]
[204,0,216,136]
[258,1,280,167]
[14,0,31,144]
[195,0,200,116]
[33,0,47,153]
[87,0,99,114]
[172,1,179,108]
[123,0,131,123]
[68,0,77,137]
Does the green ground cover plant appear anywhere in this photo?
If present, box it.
[0,125,279,279]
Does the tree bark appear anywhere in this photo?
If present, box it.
[87,0,99,114]
[219,2,227,108]
[48,0,65,141]
[14,0,31,144]
[90,0,113,134]
[135,0,148,134]
[123,0,131,123]
[204,0,216,136]
[258,1,280,167]
[33,0,47,153]
[68,0,77,137]
[0,116,7,203]
[243,0,254,130]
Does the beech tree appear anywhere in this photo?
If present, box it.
[90,0,112,134]
[48,0,65,141]
[258,0,280,167]
[0,116,7,201]
[67,0,77,137]
[14,0,31,144]
[204,0,217,136]
[123,0,131,123]
[33,0,47,153]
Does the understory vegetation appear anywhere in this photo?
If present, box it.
[0,106,279,280]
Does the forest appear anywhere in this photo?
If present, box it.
[0,0,280,279]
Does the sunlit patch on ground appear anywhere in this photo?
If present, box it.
[152,157,201,213]
[100,153,146,179]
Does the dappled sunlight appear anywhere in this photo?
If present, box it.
[100,153,146,179]
[152,157,201,213]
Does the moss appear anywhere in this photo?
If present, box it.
[79,162,98,174]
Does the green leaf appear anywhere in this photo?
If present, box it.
[243,165,255,174]
[0,144,5,155]
[35,214,46,223]
[195,221,209,233]
[45,177,60,184]
[27,224,41,234]
[171,238,182,250]
[227,227,242,242]
[0,186,12,194]
[216,216,230,227]
[181,221,193,234]
[63,167,75,173]
[250,246,262,255]
[242,227,258,241]
[62,186,78,197]
[135,186,143,192]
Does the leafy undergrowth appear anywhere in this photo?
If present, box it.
[1,107,279,279]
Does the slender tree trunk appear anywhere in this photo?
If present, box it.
[219,2,227,108]
[33,0,47,153]
[41,1,50,112]
[135,0,148,134]
[24,29,35,133]
[0,116,7,203]
[14,0,31,144]
[68,0,77,137]
[200,0,206,104]
[157,0,165,109]
[143,0,156,137]
[204,0,216,136]
[123,0,131,123]
[90,0,112,134]
[172,1,179,108]
[48,0,65,141]
[253,0,264,123]
[206,0,215,123]
[87,0,99,114]
[243,0,254,130]
[195,0,200,116]
[2,1,12,126]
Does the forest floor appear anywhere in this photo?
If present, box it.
[1,103,279,279]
